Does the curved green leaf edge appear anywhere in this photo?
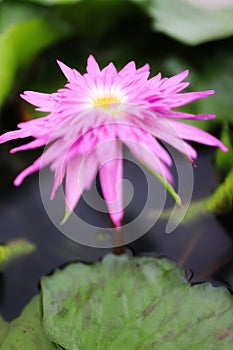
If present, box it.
[131,0,233,45]
[42,254,233,349]
[0,296,57,350]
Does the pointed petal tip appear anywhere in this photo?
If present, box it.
[209,89,215,95]
[60,208,72,225]
[86,54,100,75]
[56,59,66,70]
[88,54,95,60]
[221,145,228,152]
[56,59,65,67]
[13,177,22,187]
[50,191,55,200]
[110,216,122,230]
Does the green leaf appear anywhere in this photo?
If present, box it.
[0,3,70,107]
[42,254,233,350]
[215,124,233,173]
[207,167,233,214]
[26,0,83,5]
[195,52,233,127]
[148,198,208,226]
[138,159,182,207]
[176,47,233,133]
[0,296,57,350]
[0,239,36,270]
[132,0,233,45]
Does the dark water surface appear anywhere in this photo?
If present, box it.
[0,148,232,321]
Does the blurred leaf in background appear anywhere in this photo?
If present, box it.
[0,239,35,270]
[131,0,233,45]
[0,1,71,108]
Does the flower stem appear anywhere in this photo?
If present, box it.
[111,221,125,255]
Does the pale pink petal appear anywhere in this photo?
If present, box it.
[10,138,49,153]
[57,60,76,82]
[136,63,150,74]
[82,151,99,190]
[98,139,123,228]
[86,55,101,76]
[119,61,136,76]
[159,70,189,90]
[101,62,117,77]
[50,160,66,200]
[20,91,55,112]
[167,90,215,108]
[65,155,83,212]
[142,117,198,161]
[14,156,44,186]
[159,109,216,120]
[169,120,228,152]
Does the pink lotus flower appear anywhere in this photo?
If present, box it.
[0,55,227,228]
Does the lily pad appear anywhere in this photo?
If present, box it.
[132,0,233,45]
[0,296,57,350]
[42,254,233,349]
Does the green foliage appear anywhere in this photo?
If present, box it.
[207,168,233,214]
[26,0,83,4]
[0,2,70,107]
[0,239,35,270]
[215,124,233,173]
[139,159,182,207]
[148,198,208,226]
[0,296,57,350]
[131,0,233,45]
[195,51,233,127]
[42,254,233,349]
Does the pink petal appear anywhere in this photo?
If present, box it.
[159,70,189,90]
[101,62,117,77]
[142,117,198,161]
[167,90,215,108]
[65,155,83,212]
[169,120,228,152]
[119,61,136,76]
[10,138,49,153]
[98,139,123,228]
[20,91,54,112]
[86,55,101,76]
[159,109,216,120]
[82,151,99,190]
[57,60,76,82]
[50,160,66,200]
[14,156,44,186]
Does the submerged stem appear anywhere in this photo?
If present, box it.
[111,221,125,255]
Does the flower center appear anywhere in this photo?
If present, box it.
[94,96,120,109]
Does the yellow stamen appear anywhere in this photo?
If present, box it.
[94,97,120,109]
